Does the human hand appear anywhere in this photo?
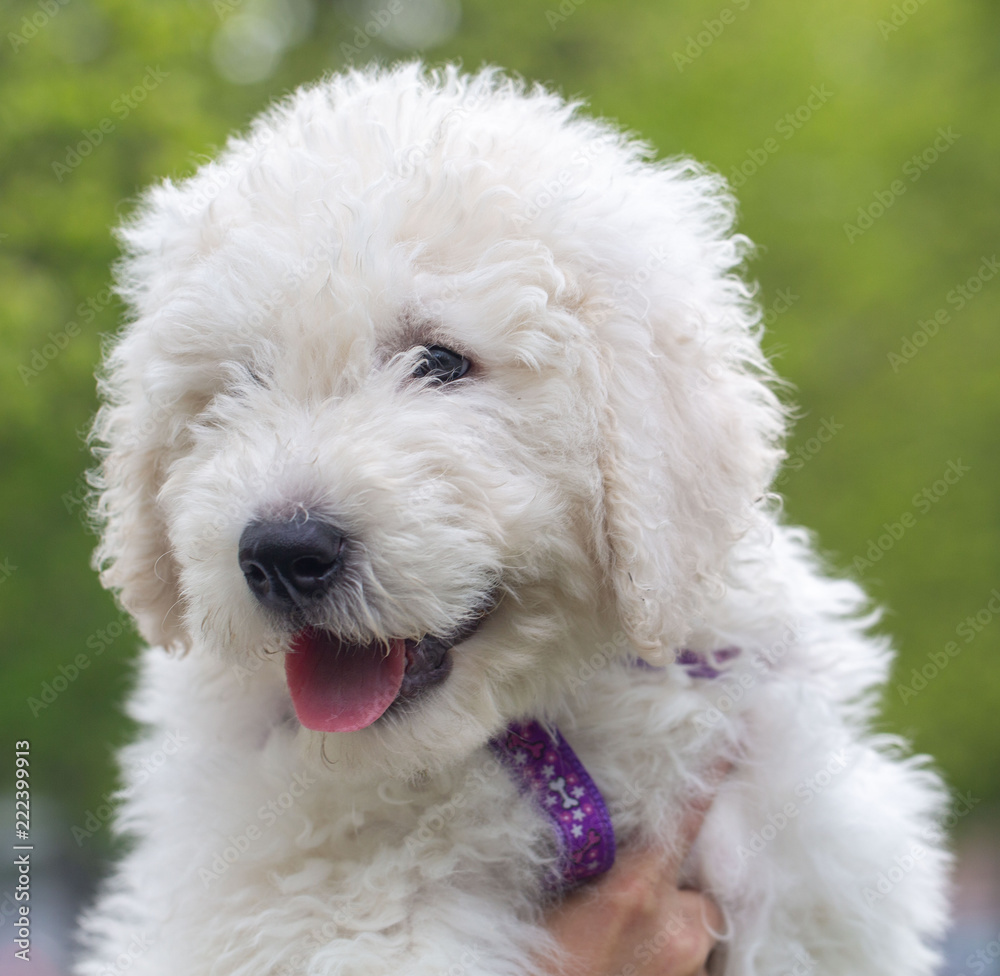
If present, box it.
[539,783,726,976]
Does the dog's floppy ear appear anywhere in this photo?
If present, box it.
[90,316,192,650]
[89,181,211,651]
[590,165,786,663]
[90,348,186,650]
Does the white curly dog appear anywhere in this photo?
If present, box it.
[78,64,951,975]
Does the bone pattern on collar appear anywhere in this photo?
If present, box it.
[489,720,616,891]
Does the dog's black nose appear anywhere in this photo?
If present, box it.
[238,517,345,612]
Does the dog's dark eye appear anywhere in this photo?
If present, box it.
[412,345,471,383]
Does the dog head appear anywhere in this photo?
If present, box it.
[91,64,784,773]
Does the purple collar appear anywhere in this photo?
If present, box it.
[490,720,615,891]
[491,646,740,891]
[675,645,741,680]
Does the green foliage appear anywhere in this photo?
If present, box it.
[2,0,997,871]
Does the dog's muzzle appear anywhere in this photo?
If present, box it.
[237,511,497,733]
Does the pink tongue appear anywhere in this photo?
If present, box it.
[285,630,406,732]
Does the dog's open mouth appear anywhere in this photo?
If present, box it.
[284,607,491,733]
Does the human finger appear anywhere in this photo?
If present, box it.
[652,889,723,976]
[668,758,734,882]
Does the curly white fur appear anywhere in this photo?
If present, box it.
[78,63,950,975]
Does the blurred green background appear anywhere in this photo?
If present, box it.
[1,0,998,967]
